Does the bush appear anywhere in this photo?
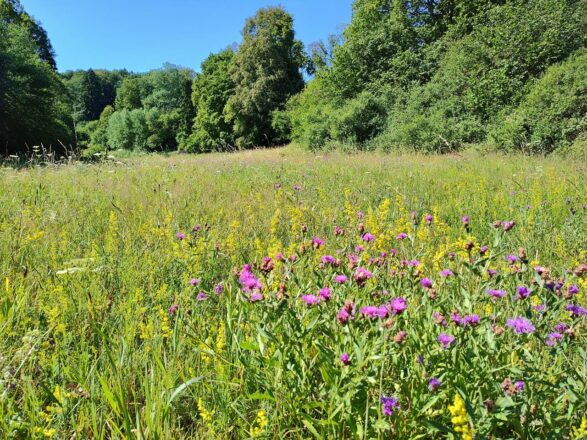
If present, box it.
[489,50,587,154]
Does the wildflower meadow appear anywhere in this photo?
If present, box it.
[1,147,586,439]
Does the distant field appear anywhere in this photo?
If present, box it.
[0,146,586,439]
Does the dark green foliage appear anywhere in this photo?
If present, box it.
[183,48,235,152]
[291,0,586,153]
[0,21,71,154]
[489,50,587,154]
[226,7,305,148]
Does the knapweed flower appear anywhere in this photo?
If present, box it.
[192,224,202,232]
[334,274,348,284]
[360,305,389,319]
[311,236,324,249]
[301,294,320,306]
[339,353,350,366]
[293,184,302,191]
[394,330,407,343]
[546,332,563,346]
[554,322,569,332]
[190,278,200,286]
[506,255,519,264]
[318,287,331,301]
[357,211,364,219]
[440,269,454,277]
[461,216,470,225]
[433,311,447,326]
[425,213,434,224]
[428,377,442,392]
[362,233,375,242]
[396,232,408,240]
[334,225,344,236]
[214,283,223,294]
[175,232,186,240]
[506,316,536,334]
[196,291,208,301]
[502,378,525,395]
[355,245,365,253]
[250,292,264,302]
[487,269,498,277]
[353,267,373,286]
[337,301,355,325]
[566,304,587,317]
[321,255,337,265]
[421,278,433,288]
[380,396,400,416]
[479,245,489,255]
[390,297,407,315]
[169,304,178,315]
[501,220,515,231]
[568,284,580,295]
[239,264,262,292]
[516,286,530,299]
[461,314,480,327]
[437,333,455,349]
[259,257,274,273]
[487,289,507,298]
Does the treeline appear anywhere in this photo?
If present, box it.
[1,0,586,156]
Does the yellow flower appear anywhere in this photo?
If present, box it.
[448,394,474,440]
[251,409,268,437]
[573,416,587,438]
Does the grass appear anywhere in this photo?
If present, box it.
[0,145,586,439]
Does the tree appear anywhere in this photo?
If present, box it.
[184,48,236,152]
[225,7,305,148]
[0,21,71,154]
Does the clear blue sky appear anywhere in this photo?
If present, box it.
[20,0,353,73]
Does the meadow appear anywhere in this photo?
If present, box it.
[0,146,586,439]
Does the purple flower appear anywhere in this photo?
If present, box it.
[357,211,364,219]
[301,294,320,306]
[353,267,373,286]
[421,278,433,288]
[516,286,530,299]
[360,305,389,319]
[461,216,470,225]
[462,314,480,326]
[339,353,350,366]
[425,214,434,224]
[337,302,356,325]
[428,377,442,392]
[380,396,400,416]
[355,245,365,253]
[321,255,337,264]
[546,332,563,346]
[502,221,516,231]
[169,304,178,315]
[514,381,525,392]
[440,269,454,277]
[250,292,264,302]
[506,255,519,264]
[334,274,348,284]
[293,184,302,191]
[362,233,375,242]
[554,323,568,332]
[214,283,223,294]
[175,232,186,240]
[506,317,536,334]
[566,304,587,316]
[189,278,200,286]
[318,287,331,301]
[390,297,407,315]
[487,269,498,277]
[196,291,208,301]
[239,264,262,292]
[568,285,579,295]
[396,232,408,240]
[487,289,507,298]
[437,333,455,349]
[480,245,489,255]
[311,236,324,249]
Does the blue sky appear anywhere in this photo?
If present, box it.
[20,0,353,73]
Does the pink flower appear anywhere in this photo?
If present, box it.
[396,232,408,240]
[334,274,348,284]
[301,294,320,306]
[362,233,375,242]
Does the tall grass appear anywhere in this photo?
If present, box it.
[0,146,586,438]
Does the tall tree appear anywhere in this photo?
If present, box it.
[225,6,305,148]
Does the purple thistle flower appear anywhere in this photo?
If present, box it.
[514,381,525,392]
[505,254,519,264]
[337,302,355,325]
[428,377,442,392]
[437,333,455,349]
[479,245,489,255]
[196,291,208,301]
[461,216,470,225]
[311,236,325,248]
[355,245,365,253]
[425,214,434,224]
[516,286,530,299]
[566,304,587,316]
[554,323,568,332]
[360,305,389,319]
[189,278,200,286]
[487,269,498,277]
[506,317,536,334]
[301,294,321,306]
[339,353,350,366]
[380,396,400,416]
[568,285,579,295]
[175,232,186,240]
[321,255,337,264]
[420,278,433,288]
[353,267,373,286]
[502,221,516,231]
[357,211,364,219]
[440,269,454,277]
[487,289,507,298]
[462,314,480,327]
[396,232,408,240]
[362,233,375,242]
[169,304,178,315]
[293,184,302,191]
[390,297,407,315]
[546,332,563,346]
[214,283,223,294]
[318,287,332,301]
[334,274,348,284]
[250,292,264,302]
